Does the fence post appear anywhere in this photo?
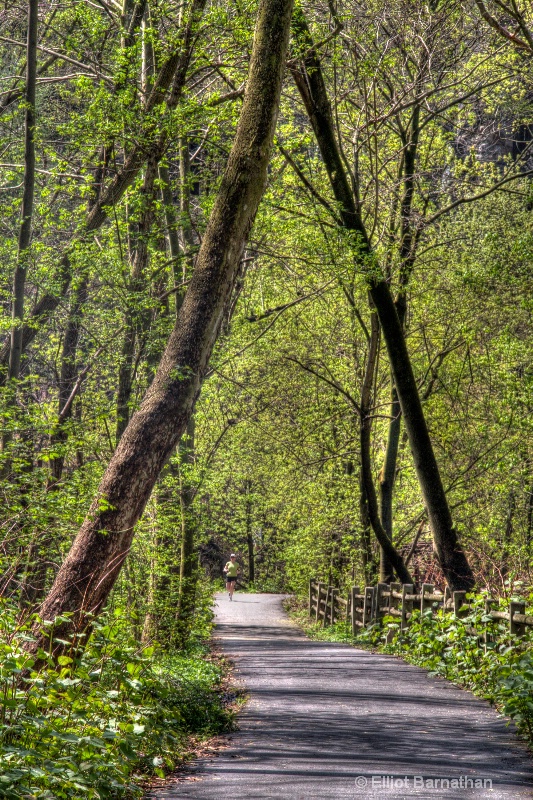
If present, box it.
[363,586,374,627]
[351,586,360,635]
[375,582,388,622]
[389,582,401,615]
[330,588,339,625]
[444,586,451,609]
[309,579,314,617]
[453,590,467,618]
[401,584,414,631]
[510,599,526,638]
[316,582,324,622]
[421,583,434,614]
[322,586,331,627]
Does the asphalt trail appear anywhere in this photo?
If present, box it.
[150,592,533,799]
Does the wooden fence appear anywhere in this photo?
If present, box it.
[309,579,533,640]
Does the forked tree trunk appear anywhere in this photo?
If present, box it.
[359,313,412,584]
[369,282,474,590]
[28,0,294,654]
[291,9,474,591]
[379,83,422,582]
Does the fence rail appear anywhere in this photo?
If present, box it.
[308,579,532,640]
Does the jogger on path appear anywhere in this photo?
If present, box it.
[223,553,240,600]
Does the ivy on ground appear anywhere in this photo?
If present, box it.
[0,593,233,799]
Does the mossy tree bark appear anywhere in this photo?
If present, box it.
[29,0,295,655]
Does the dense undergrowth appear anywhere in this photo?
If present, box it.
[0,587,233,799]
[289,593,533,745]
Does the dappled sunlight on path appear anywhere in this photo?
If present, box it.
[149,593,533,799]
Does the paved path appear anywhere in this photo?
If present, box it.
[152,593,533,799]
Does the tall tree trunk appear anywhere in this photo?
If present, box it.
[154,139,200,648]
[359,468,374,584]
[527,467,533,554]
[159,163,181,279]
[379,383,401,582]
[3,1,38,600]
[247,513,255,584]
[116,155,158,443]
[500,490,515,581]
[19,278,89,607]
[50,279,89,484]
[244,479,255,583]
[146,143,194,647]
[290,10,474,591]
[178,137,195,284]
[173,138,200,645]
[8,0,37,383]
[174,416,197,646]
[29,0,294,655]
[0,0,208,375]
[18,277,89,608]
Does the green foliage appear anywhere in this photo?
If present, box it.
[0,598,232,799]
[2,0,533,789]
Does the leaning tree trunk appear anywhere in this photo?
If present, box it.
[368,282,474,590]
[290,9,474,592]
[28,0,294,656]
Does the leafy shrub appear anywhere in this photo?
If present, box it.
[0,600,232,799]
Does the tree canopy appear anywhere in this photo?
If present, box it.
[0,0,532,644]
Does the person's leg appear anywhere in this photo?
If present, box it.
[229,578,235,599]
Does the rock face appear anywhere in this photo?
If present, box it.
[453,112,533,166]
